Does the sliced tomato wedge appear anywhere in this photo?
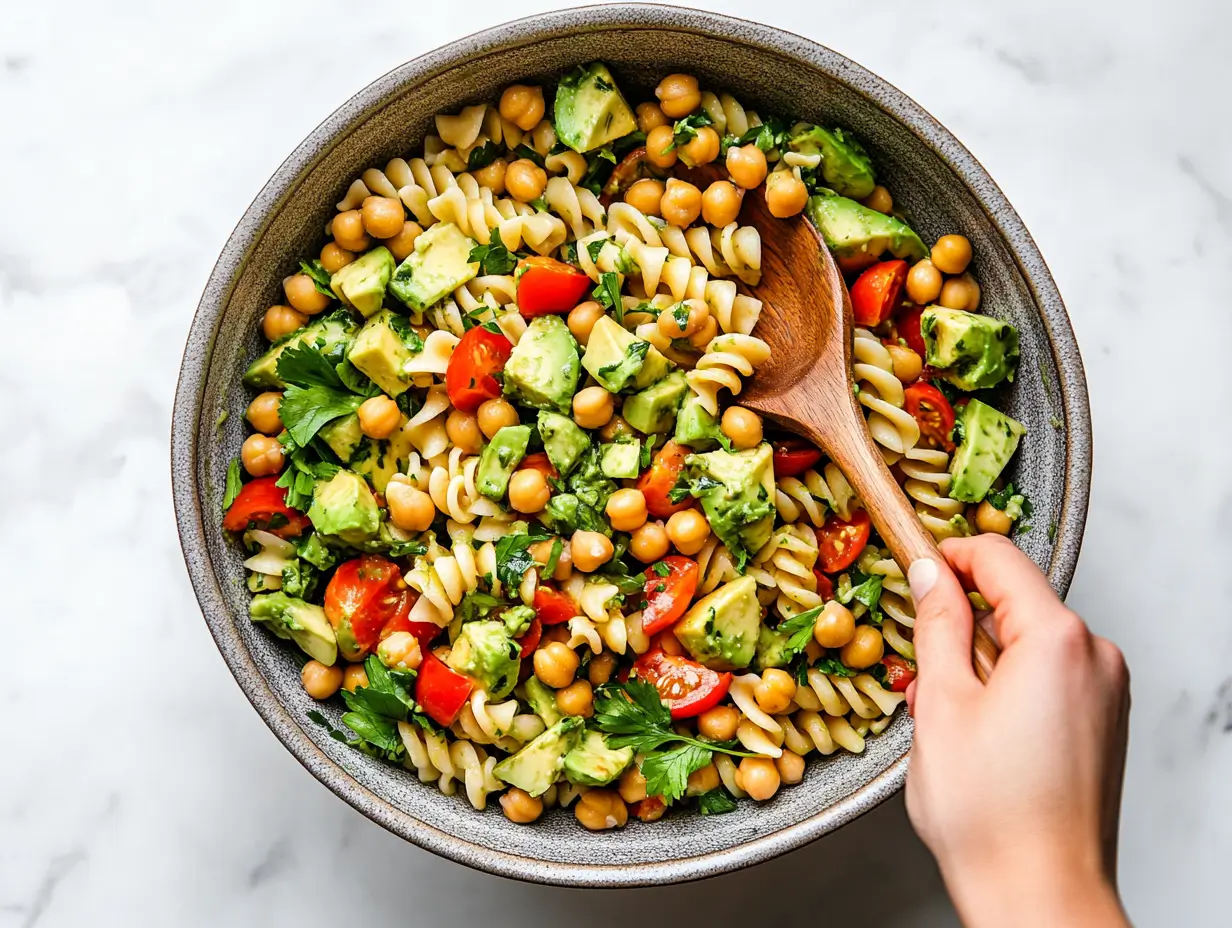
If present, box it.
[904,382,957,452]
[222,476,311,538]
[516,256,592,317]
[881,654,918,692]
[637,440,693,518]
[416,652,474,727]
[812,567,835,602]
[771,437,823,478]
[533,586,578,626]
[896,304,928,359]
[641,557,699,636]
[633,650,732,719]
[516,451,559,481]
[445,325,513,414]
[851,260,907,327]
[816,509,871,573]
[383,615,442,650]
[603,146,667,197]
[324,556,409,658]
[515,616,543,658]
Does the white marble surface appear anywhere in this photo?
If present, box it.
[3,0,1229,924]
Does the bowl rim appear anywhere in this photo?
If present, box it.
[171,2,1091,887]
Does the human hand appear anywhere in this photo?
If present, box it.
[904,535,1131,928]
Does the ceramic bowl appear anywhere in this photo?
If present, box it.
[171,4,1091,887]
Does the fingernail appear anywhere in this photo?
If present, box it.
[908,559,939,602]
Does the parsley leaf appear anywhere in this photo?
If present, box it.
[580,147,618,195]
[591,271,624,323]
[776,603,825,658]
[299,259,336,298]
[586,239,607,263]
[814,656,859,678]
[641,743,713,804]
[664,111,713,154]
[652,561,671,578]
[466,140,501,170]
[277,342,347,390]
[468,230,517,275]
[493,529,551,590]
[278,386,364,446]
[836,571,884,625]
[512,144,545,167]
[542,536,564,577]
[222,458,243,510]
[697,787,739,815]
[455,589,506,624]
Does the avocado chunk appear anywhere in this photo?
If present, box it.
[493,717,584,797]
[307,470,380,545]
[319,414,366,463]
[599,441,641,479]
[521,676,563,726]
[503,315,581,413]
[686,444,776,568]
[789,125,876,200]
[563,731,634,787]
[330,246,395,318]
[249,592,338,665]
[674,394,725,451]
[388,222,478,312]
[351,425,414,493]
[347,309,422,397]
[538,411,591,477]
[447,620,521,699]
[243,309,358,390]
[623,369,688,434]
[754,625,793,671]
[921,306,1020,391]
[674,576,761,671]
[501,605,535,638]
[581,315,675,393]
[477,425,531,500]
[948,399,1026,503]
[805,194,927,264]
[553,62,638,154]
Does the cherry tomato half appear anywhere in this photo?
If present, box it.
[633,650,732,719]
[445,325,513,414]
[516,256,592,317]
[416,652,474,727]
[324,556,412,657]
[896,304,928,359]
[851,259,907,327]
[637,440,693,518]
[816,509,872,573]
[904,382,957,452]
[881,654,918,692]
[533,586,579,626]
[515,616,543,658]
[812,567,835,602]
[772,437,823,478]
[602,146,668,197]
[640,557,699,636]
[222,476,311,538]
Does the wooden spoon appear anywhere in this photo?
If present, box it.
[692,173,998,682]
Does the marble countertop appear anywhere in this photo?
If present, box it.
[3,0,1228,924]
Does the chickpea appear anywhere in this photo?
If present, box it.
[588,651,618,687]
[283,273,331,315]
[688,315,719,350]
[655,73,701,118]
[241,433,284,477]
[498,84,546,132]
[636,101,669,133]
[567,301,606,346]
[445,409,484,454]
[342,663,370,693]
[618,766,648,803]
[383,221,423,262]
[813,600,857,648]
[687,763,721,796]
[737,756,781,801]
[886,344,923,383]
[262,304,307,341]
[840,625,885,669]
[906,259,943,305]
[477,398,519,439]
[659,630,685,656]
[634,797,667,822]
[701,180,742,227]
[665,509,710,556]
[931,234,973,275]
[754,668,796,715]
[976,500,1014,536]
[330,209,371,252]
[775,750,807,785]
[575,789,628,830]
[301,660,343,700]
[376,631,422,671]
[680,126,720,167]
[605,488,649,532]
[573,385,615,430]
[361,195,406,239]
[862,185,894,214]
[660,178,702,228]
[556,679,594,718]
[533,641,579,689]
[656,299,708,339]
[629,521,670,563]
[385,482,435,532]
[357,395,402,439]
[246,391,283,435]
[505,158,547,202]
[571,530,615,572]
[764,170,808,218]
[720,406,763,450]
[644,125,679,169]
[726,144,768,190]
[500,787,544,824]
[319,242,355,274]
[625,178,665,217]
[472,159,507,195]
[599,415,634,443]
[697,705,740,742]
[542,623,571,647]
[939,273,982,311]
[508,468,551,514]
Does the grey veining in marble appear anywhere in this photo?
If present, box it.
[2,0,1229,925]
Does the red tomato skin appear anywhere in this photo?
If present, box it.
[517,257,592,316]
[633,650,733,719]
[222,477,311,538]
[445,326,514,414]
[516,452,559,480]
[638,440,694,518]
[851,260,908,326]
[897,304,928,359]
[533,586,578,626]
[815,509,872,573]
[904,382,957,452]
[881,654,918,692]
[416,652,473,727]
[515,617,543,658]
[323,557,406,652]
[812,568,835,602]
[771,438,823,478]
[640,557,700,636]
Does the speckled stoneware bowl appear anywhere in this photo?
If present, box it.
[171,4,1091,887]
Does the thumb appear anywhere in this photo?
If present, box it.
[908,557,979,692]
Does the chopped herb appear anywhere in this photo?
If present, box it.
[298,259,336,298]
[466,140,502,170]
[1049,415,1064,430]
[652,561,671,578]
[512,144,545,167]
[591,270,624,323]
[542,536,564,577]
[529,196,549,212]
[614,247,639,276]
[468,230,517,275]
[814,657,859,678]
[598,339,648,376]
[276,342,347,391]
[493,529,552,590]
[697,787,738,815]
[387,540,428,558]
[222,458,243,510]
[1048,521,1057,542]
[775,603,825,661]
[278,386,363,446]
[586,239,607,263]
[836,571,885,625]
[664,111,714,154]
